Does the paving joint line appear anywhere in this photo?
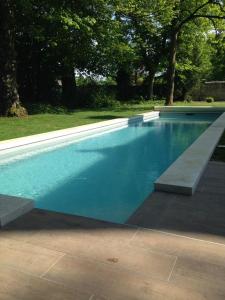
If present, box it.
[40,253,66,278]
[167,256,178,282]
[129,227,140,242]
[140,228,225,247]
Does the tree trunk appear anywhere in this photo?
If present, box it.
[18,44,41,104]
[147,70,155,100]
[0,0,27,116]
[116,68,132,101]
[61,66,76,108]
[165,31,178,106]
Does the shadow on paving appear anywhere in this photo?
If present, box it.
[1,148,225,243]
[2,160,225,242]
[128,161,225,244]
[1,161,225,300]
[2,154,224,246]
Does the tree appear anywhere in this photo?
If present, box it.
[16,0,113,108]
[114,0,174,99]
[209,30,225,80]
[0,0,27,116]
[175,21,213,100]
[112,14,137,100]
[166,0,225,105]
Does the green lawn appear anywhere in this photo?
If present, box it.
[0,100,225,141]
[0,102,157,141]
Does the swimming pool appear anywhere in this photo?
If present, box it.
[0,113,219,223]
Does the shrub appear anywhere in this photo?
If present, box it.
[27,103,69,114]
[129,96,146,104]
[205,97,214,103]
[89,90,119,109]
[184,95,192,103]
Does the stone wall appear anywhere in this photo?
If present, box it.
[199,81,225,101]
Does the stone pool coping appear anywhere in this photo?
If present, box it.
[154,105,225,113]
[155,111,225,195]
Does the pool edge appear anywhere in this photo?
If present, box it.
[0,111,159,160]
[154,112,225,195]
[0,194,34,227]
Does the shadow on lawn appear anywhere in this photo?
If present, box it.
[87,115,121,120]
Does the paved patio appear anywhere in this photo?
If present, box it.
[0,161,225,299]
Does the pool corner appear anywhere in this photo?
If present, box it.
[0,194,34,227]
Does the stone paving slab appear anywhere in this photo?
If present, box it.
[26,226,137,262]
[0,265,91,300]
[92,268,221,300]
[0,237,63,276]
[43,255,116,296]
[131,228,225,266]
[0,161,225,299]
[170,257,225,297]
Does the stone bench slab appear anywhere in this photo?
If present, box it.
[0,194,34,227]
[155,112,225,195]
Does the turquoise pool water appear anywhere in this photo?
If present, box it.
[0,113,219,223]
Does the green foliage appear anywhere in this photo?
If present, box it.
[26,103,70,115]
[76,75,116,87]
[15,0,114,105]
[184,95,193,103]
[175,21,213,99]
[113,0,174,77]
[89,90,120,108]
[1,0,225,115]
[205,97,214,103]
[164,0,225,104]
[208,31,225,80]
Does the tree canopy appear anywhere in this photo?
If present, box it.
[0,0,225,116]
